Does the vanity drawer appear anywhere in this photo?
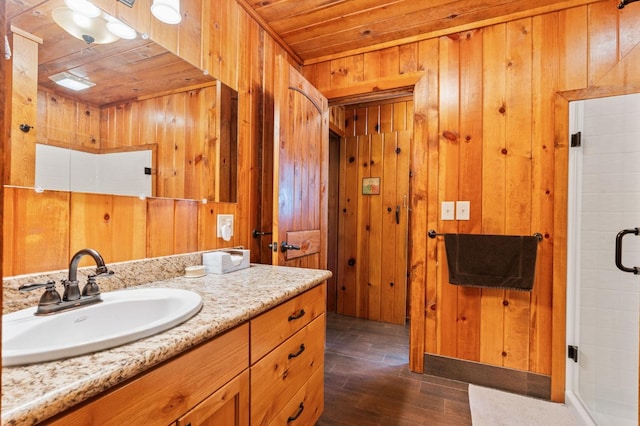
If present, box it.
[269,365,324,426]
[250,314,325,426]
[250,283,326,363]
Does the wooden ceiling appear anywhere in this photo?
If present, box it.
[8,0,215,106]
[6,0,609,103]
[238,0,605,64]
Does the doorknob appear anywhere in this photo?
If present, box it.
[281,242,301,252]
[615,227,639,274]
[252,229,272,238]
[267,242,278,253]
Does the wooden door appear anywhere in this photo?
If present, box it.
[271,57,329,269]
[336,101,412,325]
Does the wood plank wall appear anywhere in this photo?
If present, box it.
[303,0,640,400]
[35,85,219,201]
[7,33,38,188]
[329,106,345,135]
[101,86,219,201]
[337,100,412,324]
[4,0,293,276]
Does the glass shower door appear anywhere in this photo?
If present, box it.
[571,94,640,426]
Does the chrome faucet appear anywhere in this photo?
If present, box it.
[19,248,113,315]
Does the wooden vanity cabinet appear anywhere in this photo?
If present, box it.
[44,283,326,426]
[250,283,326,425]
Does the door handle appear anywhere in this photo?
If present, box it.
[267,242,278,253]
[396,205,400,224]
[615,227,639,274]
[252,229,272,238]
[281,242,301,252]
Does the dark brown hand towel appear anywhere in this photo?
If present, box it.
[443,233,538,291]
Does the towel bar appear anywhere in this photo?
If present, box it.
[428,230,543,242]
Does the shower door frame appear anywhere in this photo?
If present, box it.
[556,95,640,425]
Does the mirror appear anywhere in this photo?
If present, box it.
[6,0,238,202]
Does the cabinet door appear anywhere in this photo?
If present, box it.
[176,369,249,426]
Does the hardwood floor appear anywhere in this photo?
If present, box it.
[318,313,472,426]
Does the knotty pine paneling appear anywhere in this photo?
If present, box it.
[455,29,483,363]
[338,101,412,324]
[37,90,101,151]
[336,135,359,316]
[69,192,147,267]
[102,87,216,200]
[3,187,70,276]
[9,33,38,188]
[303,0,640,400]
[3,186,234,275]
[246,0,603,63]
[529,12,557,377]
[329,105,345,135]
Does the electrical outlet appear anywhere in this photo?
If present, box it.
[217,214,234,239]
[456,201,470,220]
[441,201,455,220]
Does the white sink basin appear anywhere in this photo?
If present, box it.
[2,287,203,367]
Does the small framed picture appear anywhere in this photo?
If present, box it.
[362,177,380,195]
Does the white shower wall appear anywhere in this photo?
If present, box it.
[35,144,152,197]
[576,93,640,425]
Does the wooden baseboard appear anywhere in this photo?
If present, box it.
[423,354,551,400]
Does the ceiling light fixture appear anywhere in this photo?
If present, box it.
[151,0,182,24]
[52,0,182,46]
[52,7,120,44]
[49,72,96,91]
[64,0,101,17]
[106,18,137,40]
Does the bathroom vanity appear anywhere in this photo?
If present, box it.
[1,263,330,425]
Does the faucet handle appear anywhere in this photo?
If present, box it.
[19,281,56,292]
[82,275,101,297]
[19,281,62,306]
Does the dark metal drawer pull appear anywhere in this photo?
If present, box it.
[288,344,305,359]
[287,402,304,423]
[288,309,305,321]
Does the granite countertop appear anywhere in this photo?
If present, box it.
[1,264,331,426]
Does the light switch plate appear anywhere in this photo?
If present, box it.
[456,201,470,220]
[441,201,455,220]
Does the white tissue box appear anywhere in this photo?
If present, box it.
[203,249,250,274]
